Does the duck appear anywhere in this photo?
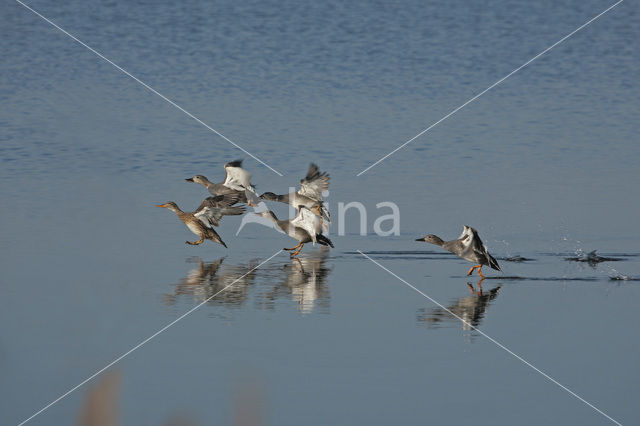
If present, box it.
[416,225,501,278]
[156,193,245,247]
[185,160,256,204]
[259,163,330,227]
[255,205,334,257]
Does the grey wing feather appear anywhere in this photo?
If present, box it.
[195,204,245,228]
[298,163,329,201]
[194,207,219,228]
[468,226,501,271]
[196,194,240,211]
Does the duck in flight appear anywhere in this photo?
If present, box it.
[156,193,245,248]
[185,160,256,204]
[259,163,330,228]
[416,225,501,278]
[256,205,334,257]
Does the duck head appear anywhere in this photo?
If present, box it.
[156,201,181,213]
[185,175,210,186]
[416,234,445,246]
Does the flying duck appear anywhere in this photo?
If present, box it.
[259,163,330,227]
[416,225,501,278]
[156,193,244,247]
[185,160,256,203]
[256,206,334,257]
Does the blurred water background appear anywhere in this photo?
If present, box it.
[1,0,639,424]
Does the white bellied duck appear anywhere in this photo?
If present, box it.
[259,163,330,228]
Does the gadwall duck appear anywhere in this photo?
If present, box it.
[416,225,501,278]
[186,160,256,203]
[256,206,333,257]
[259,163,330,227]
[157,194,244,247]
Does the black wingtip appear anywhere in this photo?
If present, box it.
[225,160,243,168]
[316,234,334,248]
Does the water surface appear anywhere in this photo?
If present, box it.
[1,0,639,424]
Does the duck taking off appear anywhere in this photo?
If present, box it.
[259,163,330,228]
[256,206,334,257]
[185,160,256,204]
[416,225,501,278]
[156,194,245,248]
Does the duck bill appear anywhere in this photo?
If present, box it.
[415,237,425,241]
[156,204,167,208]
[185,178,194,182]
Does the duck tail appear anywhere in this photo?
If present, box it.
[488,253,501,271]
[316,234,334,248]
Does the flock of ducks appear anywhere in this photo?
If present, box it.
[157,160,334,257]
[158,160,501,277]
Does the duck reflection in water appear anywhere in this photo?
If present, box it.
[164,257,260,307]
[260,247,332,314]
[417,279,502,331]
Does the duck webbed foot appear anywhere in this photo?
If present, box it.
[284,242,302,251]
[290,244,305,257]
[186,238,204,245]
[467,265,484,277]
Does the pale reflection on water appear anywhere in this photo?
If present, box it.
[259,248,332,314]
[163,257,260,307]
[164,248,332,314]
[417,280,502,331]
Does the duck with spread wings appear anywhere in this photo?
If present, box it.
[256,205,333,257]
[259,163,330,228]
[156,193,245,248]
[416,225,501,278]
[185,160,256,204]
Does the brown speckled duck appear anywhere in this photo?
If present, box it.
[157,194,244,248]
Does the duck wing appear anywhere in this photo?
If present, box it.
[195,194,240,210]
[467,226,501,271]
[290,207,322,244]
[298,163,329,202]
[223,160,254,191]
[194,202,245,228]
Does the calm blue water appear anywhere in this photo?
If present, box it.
[1,0,639,425]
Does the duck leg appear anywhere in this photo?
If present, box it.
[290,243,305,257]
[477,266,485,278]
[186,238,205,245]
[284,242,302,251]
[466,265,482,276]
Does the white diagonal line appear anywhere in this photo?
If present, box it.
[357,250,622,425]
[16,0,284,177]
[356,0,624,176]
[18,250,283,426]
